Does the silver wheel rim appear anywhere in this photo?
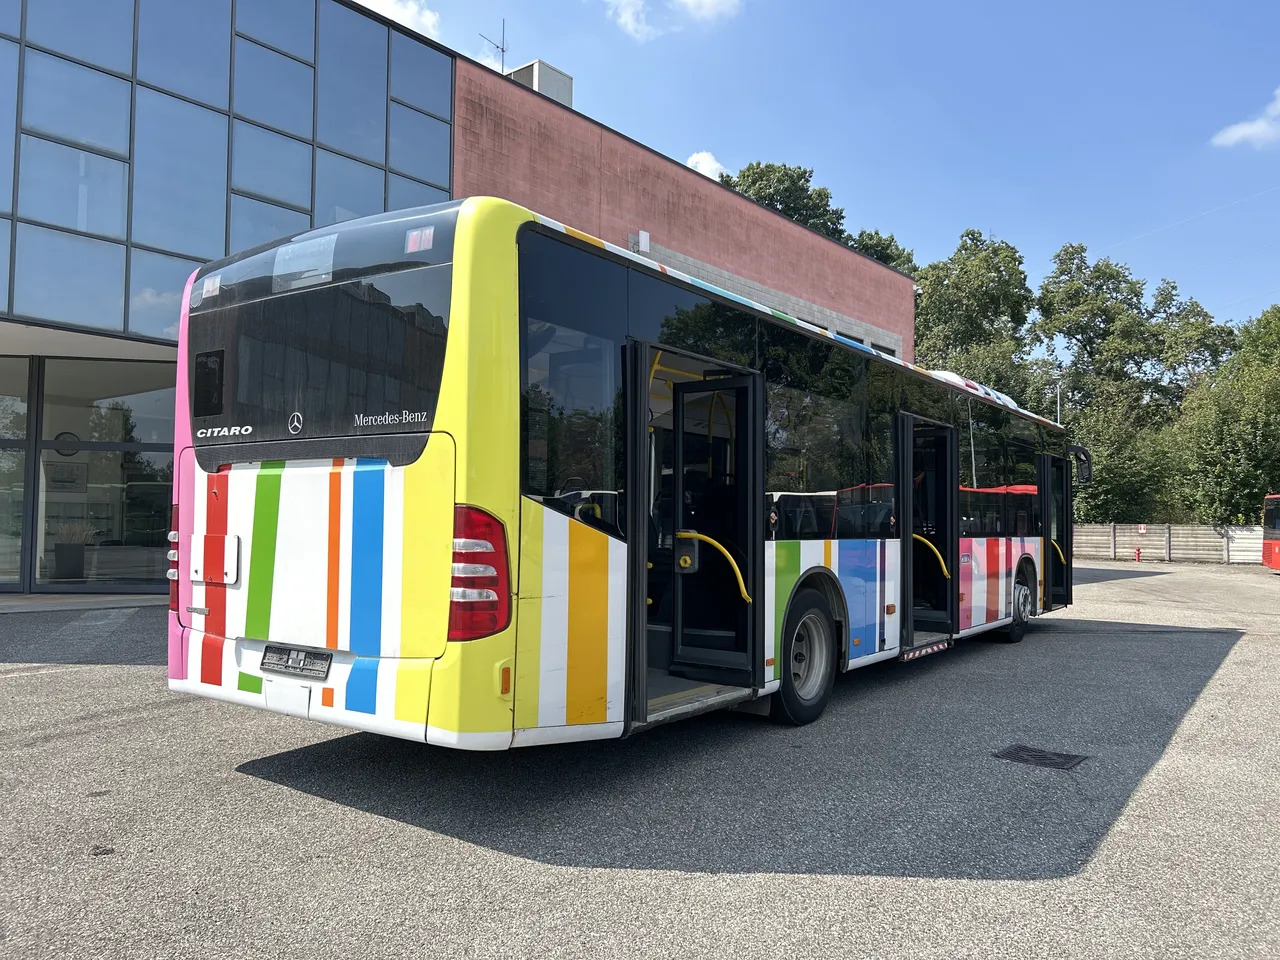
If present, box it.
[1013,580,1032,624]
[791,612,831,702]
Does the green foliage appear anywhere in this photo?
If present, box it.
[719,162,848,243]
[847,229,917,275]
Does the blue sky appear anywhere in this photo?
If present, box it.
[360,0,1280,326]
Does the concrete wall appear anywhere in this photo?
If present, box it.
[451,60,916,360]
[1075,524,1265,564]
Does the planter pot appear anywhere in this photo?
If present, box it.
[53,543,86,580]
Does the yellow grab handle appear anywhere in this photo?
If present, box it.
[912,534,951,580]
[675,531,752,603]
[1050,538,1066,564]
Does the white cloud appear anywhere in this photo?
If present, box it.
[352,0,441,38]
[474,47,504,72]
[1211,87,1280,149]
[671,0,741,21]
[687,150,727,179]
[604,0,660,41]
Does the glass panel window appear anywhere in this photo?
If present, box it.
[388,173,448,211]
[129,249,201,340]
[133,88,228,260]
[316,0,387,163]
[36,450,174,586]
[42,359,176,444]
[230,194,310,253]
[0,356,27,439]
[138,0,231,108]
[315,149,382,227]
[18,136,128,239]
[233,37,313,139]
[236,0,315,61]
[0,40,15,213]
[23,51,131,157]
[388,104,449,188]
[13,223,124,330]
[0,217,9,311]
[0,0,18,39]
[391,33,452,119]
[27,0,134,74]
[0,448,23,584]
[232,121,311,209]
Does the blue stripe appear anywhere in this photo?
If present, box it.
[349,459,385,657]
[838,541,880,659]
[345,657,378,714]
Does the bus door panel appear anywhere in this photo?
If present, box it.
[1038,455,1072,608]
[899,413,959,644]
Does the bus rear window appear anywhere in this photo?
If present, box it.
[189,262,450,444]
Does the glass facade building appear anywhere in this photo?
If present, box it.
[0,0,454,591]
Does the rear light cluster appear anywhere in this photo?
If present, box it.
[448,505,511,641]
[166,504,180,611]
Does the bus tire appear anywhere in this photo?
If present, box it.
[771,588,837,726]
[998,563,1034,644]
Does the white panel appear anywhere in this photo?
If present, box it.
[971,537,988,626]
[512,722,624,747]
[882,539,901,651]
[538,510,570,727]
[263,678,310,718]
[223,464,258,640]
[189,469,208,635]
[267,462,330,646]
[763,541,776,684]
[799,538,824,573]
[379,467,405,658]
[428,726,513,750]
[605,536,627,723]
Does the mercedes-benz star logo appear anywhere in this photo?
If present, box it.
[287,411,303,435]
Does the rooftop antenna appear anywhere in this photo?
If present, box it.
[480,18,507,74]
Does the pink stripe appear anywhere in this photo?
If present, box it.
[168,269,199,681]
[959,537,974,629]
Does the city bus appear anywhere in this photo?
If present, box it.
[1265,494,1280,572]
[167,197,1086,749]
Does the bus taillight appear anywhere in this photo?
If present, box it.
[448,505,511,641]
[166,504,180,612]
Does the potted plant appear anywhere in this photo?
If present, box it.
[52,520,97,580]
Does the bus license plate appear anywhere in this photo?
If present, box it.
[259,645,332,680]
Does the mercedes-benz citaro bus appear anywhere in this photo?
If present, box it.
[168,197,1087,749]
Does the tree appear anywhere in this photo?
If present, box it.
[848,228,917,275]
[913,229,1034,401]
[719,162,848,242]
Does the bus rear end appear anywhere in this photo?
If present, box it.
[1265,495,1280,572]
[166,199,525,749]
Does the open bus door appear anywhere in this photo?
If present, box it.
[899,413,959,646]
[1038,454,1072,609]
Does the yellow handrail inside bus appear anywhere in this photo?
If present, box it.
[1050,538,1065,564]
[675,531,752,603]
[912,534,952,579]
[648,349,662,387]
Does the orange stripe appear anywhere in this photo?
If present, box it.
[823,539,832,569]
[566,521,609,724]
[325,458,342,649]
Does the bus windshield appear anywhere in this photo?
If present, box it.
[1265,497,1280,540]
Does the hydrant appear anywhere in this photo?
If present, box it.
[1134,547,1142,562]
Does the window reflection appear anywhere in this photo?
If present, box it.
[42,359,175,445]
[315,149,382,226]
[391,32,452,119]
[133,88,228,259]
[129,249,200,340]
[14,224,124,330]
[0,0,17,38]
[0,40,15,213]
[0,447,23,583]
[388,103,450,188]
[236,0,315,61]
[23,51,131,157]
[0,218,9,312]
[388,173,448,211]
[27,0,135,74]
[233,37,314,139]
[316,0,388,163]
[230,194,310,253]
[19,136,128,238]
[138,0,231,108]
[0,356,27,439]
[232,121,312,209]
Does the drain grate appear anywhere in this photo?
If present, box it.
[993,743,1088,770]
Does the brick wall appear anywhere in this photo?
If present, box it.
[451,60,916,360]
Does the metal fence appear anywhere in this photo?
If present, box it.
[1074,524,1264,564]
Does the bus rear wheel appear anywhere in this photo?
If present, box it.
[998,564,1034,644]
[771,588,836,726]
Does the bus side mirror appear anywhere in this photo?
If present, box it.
[1069,445,1092,484]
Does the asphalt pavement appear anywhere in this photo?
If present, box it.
[1,561,1277,959]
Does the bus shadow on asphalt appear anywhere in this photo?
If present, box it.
[238,618,1242,880]
[1073,564,1172,585]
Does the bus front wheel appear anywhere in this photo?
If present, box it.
[771,588,836,726]
[998,564,1034,644]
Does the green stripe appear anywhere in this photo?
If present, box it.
[244,461,285,641]
[237,671,263,694]
[774,541,802,671]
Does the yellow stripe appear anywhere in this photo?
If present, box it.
[564,225,605,248]
[400,437,453,658]
[824,539,832,569]
[514,498,544,729]
[566,520,608,724]
[393,660,432,722]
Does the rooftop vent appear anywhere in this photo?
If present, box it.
[505,60,573,108]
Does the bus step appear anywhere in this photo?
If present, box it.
[899,640,953,662]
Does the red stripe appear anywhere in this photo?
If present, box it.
[201,469,230,686]
[986,539,1001,622]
